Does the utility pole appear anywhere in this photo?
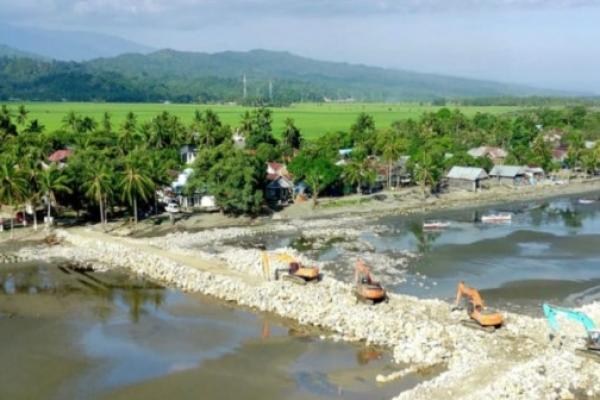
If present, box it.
[268,80,273,102]
[243,74,247,100]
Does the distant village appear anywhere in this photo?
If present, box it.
[170,125,592,211]
[1,104,599,232]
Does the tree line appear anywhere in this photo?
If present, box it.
[2,104,600,235]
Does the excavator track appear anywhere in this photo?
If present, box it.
[576,348,600,362]
[460,319,497,333]
[355,294,375,305]
[282,274,307,285]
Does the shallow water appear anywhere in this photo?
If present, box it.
[253,192,600,314]
[0,262,430,399]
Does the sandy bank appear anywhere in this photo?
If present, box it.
[278,178,600,221]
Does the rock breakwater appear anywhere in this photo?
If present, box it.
[15,228,600,399]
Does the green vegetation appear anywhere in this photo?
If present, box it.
[16,102,523,139]
[0,49,574,104]
[2,102,600,232]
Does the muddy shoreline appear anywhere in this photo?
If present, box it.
[130,178,600,239]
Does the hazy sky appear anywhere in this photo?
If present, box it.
[1,0,599,93]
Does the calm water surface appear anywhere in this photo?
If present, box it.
[257,192,600,313]
[0,262,430,400]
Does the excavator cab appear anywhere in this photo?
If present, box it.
[587,330,600,351]
[263,251,321,285]
[354,260,387,305]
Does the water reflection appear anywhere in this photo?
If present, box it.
[0,263,165,323]
[0,264,432,400]
[253,193,600,309]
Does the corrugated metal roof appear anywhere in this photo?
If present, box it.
[489,165,526,178]
[446,166,488,181]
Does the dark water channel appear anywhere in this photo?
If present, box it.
[0,261,431,400]
[254,193,600,314]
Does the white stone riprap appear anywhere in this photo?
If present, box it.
[16,228,600,400]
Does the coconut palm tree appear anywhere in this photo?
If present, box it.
[84,163,113,225]
[118,112,140,152]
[39,165,72,226]
[16,105,28,126]
[197,109,223,147]
[0,161,27,238]
[380,137,405,189]
[22,162,41,231]
[344,159,376,195]
[120,159,154,224]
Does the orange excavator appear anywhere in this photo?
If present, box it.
[261,251,321,285]
[354,260,387,304]
[453,281,503,332]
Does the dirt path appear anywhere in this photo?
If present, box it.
[70,227,263,286]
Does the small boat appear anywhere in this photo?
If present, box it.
[578,198,596,205]
[481,214,512,223]
[423,220,450,230]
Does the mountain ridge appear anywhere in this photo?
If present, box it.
[0,46,581,103]
[0,25,154,61]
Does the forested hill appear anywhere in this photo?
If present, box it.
[86,49,565,101]
[0,44,45,60]
[0,48,572,103]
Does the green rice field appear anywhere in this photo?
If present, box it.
[16,102,524,139]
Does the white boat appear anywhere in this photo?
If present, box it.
[423,220,451,229]
[481,214,512,223]
[578,198,596,205]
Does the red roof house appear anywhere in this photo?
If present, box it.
[48,149,73,163]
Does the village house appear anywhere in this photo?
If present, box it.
[446,166,488,191]
[335,148,353,166]
[169,168,215,210]
[467,146,508,165]
[543,129,566,148]
[489,165,527,186]
[552,147,568,165]
[525,167,546,183]
[179,145,197,165]
[265,162,293,204]
[232,130,246,149]
[375,155,412,189]
[48,149,73,169]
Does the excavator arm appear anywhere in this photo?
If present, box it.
[273,253,297,264]
[543,303,600,353]
[355,259,374,284]
[542,303,597,333]
[453,282,503,329]
[455,281,484,309]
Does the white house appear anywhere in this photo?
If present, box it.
[180,145,197,165]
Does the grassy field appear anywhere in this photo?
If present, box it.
[15,102,524,139]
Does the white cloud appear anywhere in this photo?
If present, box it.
[1,0,597,27]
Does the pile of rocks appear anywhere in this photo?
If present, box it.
[0,253,26,264]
